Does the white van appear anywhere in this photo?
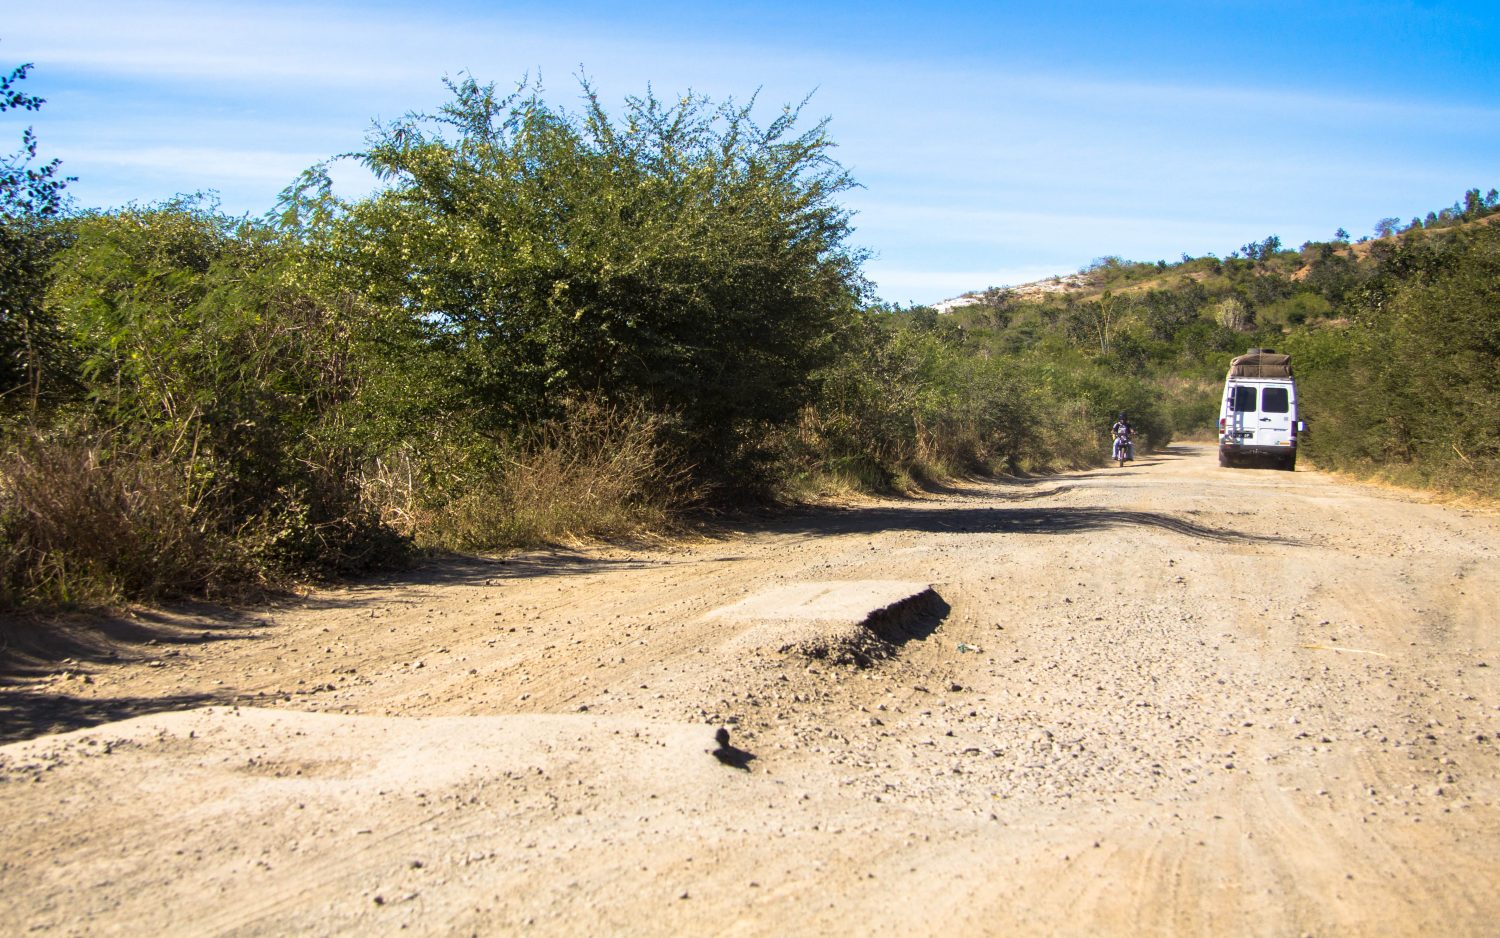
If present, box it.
[1217,349,1303,471]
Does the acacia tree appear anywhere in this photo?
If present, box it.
[337,75,869,484]
[1213,295,1252,331]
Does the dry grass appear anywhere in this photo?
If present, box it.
[1308,458,1500,510]
[0,436,253,608]
[361,401,686,551]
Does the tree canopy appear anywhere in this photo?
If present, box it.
[318,76,868,480]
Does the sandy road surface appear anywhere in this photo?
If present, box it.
[2,444,1498,936]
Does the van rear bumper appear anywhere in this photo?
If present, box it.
[1219,443,1295,459]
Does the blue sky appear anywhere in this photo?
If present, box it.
[7,0,1498,304]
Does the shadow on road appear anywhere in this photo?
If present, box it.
[0,605,268,681]
[289,550,665,613]
[0,606,269,744]
[0,688,231,746]
[872,590,950,646]
[746,503,1300,545]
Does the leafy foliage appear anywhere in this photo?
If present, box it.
[2,59,71,219]
[1,54,73,418]
[788,306,1172,492]
[3,54,1497,613]
[338,76,867,489]
[2,74,876,607]
[1284,222,1500,489]
[37,198,400,585]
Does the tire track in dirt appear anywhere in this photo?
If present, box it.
[3,444,1498,935]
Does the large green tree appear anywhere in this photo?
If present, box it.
[332,76,868,484]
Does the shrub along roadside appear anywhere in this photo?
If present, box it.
[0,75,1180,614]
[358,400,685,552]
[1282,222,1500,498]
[0,76,873,611]
[0,435,242,607]
[325,75,867,496]
[1,292,1159,612]
[777,314,1172,496]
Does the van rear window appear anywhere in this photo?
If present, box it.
[1231,387,1258,412]
[1261,387,1289,413]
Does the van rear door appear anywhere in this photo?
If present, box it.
[1255,384,1293,447]
[1225,384,1257,445]
[1225,382,1293,448]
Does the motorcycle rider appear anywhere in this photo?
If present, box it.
[1111,413,1134,461]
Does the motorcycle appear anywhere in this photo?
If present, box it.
[1112,430,1134,467]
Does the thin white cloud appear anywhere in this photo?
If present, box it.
[970,68,1500,127]
[19,0,519,88]
[79,146,320,185]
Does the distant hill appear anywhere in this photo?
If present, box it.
[933,204,1500,314]
[932,273,1091,313]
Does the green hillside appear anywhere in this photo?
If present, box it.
[925,193,1500,488]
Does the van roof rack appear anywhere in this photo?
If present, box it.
[1229,349,1293,378]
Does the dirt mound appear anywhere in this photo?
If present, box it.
[0,707,757,934]
[707,580,946,664]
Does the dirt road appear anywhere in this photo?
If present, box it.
[3,444,1497,935]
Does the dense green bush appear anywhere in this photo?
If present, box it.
[1,76,876,607]
[0,215,72,416]
[1,200,403,607]
[327,76,867,493]
[44,200,394,575]
[782,312,1172,492]
[2,57,74,420]
[1286,222,1500,492]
